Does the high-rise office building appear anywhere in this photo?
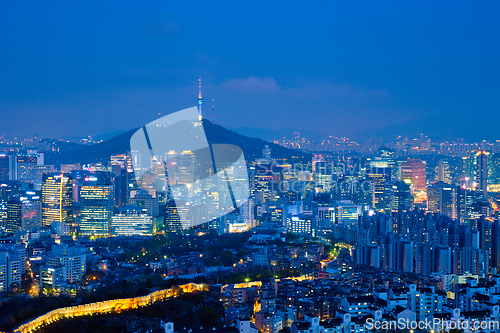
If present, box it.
[0,181,33,202]
[336,204,362,227]
[491,220,500,271]
[164,199,182,232]
[40,265,66,291]
[476,151,488,199]
[129,189,159,217]
[41,173,73,227]
[173,151,196,185]
[60,164,81,173]
[436,160,452,184]
[286,215,314,235]
[462,152,475,183]
[5,191,41,232]
[0,251,21,292]
[314,162,335,192]
[369,147,396,179]
[267,203,285,227]
[15,151,43,181]
[0,200,7,230]
[0,244,26,292]
[237,199,255,231]
[262,145,271,161]
[389,181,412,212]
[111,205,153,236]
[47,244,86,283]
[458,189,484,221]
[110,154,133,172]
[5,198,22,233]
[79,172,114,237]
[401,158,427,203]
[366,167,391,210]
[488,153,500,185]
[0,151,44,182]
[0,154,12,181]
[254,161,277,203]
[427,182,459,220]
[164,199,193,231]
[471,200,492,219]
[33,165,55,191]
[114,168,131,207]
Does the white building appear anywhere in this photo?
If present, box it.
[111,205,153,236]
[286,215,314,235]
[0,251,22,292]
[47,244,86,283]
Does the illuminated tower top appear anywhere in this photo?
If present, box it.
[197,77,203,121]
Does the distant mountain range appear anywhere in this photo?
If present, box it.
[349,115,500,143]
[230,127,327,142]
[232,114,499,144]
[44,120,312,167]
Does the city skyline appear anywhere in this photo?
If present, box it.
[2,3,500,333]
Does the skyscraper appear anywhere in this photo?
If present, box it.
[5,197,21,233]
[79,172,114,237]
[129,189,159,217]
[47,244,86,283]
[5,191,41,233]
[0,251,22,292]
[401,158,427,204]
[0,151,45,182]
[436,159,451,184]
[427,182,459,220]
[262,145,271,161]
[314,161,335,192]
[369,147,396,179]
[254,161,277,203]
[488,153,500,185]
[389,180,412,212]
[476,151,488,199]
[164,199,192,231]
[0,154,12,181]
[111,205,153,236]
[14,151,43,181]
[114,168,130,207]
[174,151,195,185]
[366,167,391,210]
[458,189,484,221]
[41,173,73,227]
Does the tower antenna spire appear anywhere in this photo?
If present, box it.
[212,99,215,124]
[197,77,203,121]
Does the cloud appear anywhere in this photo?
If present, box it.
[218,77,388,99]
[286,81,389,99]
[219,77,279,92]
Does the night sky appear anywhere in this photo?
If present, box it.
[0,1,499,141]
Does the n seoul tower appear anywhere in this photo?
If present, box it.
[197,77,203,121]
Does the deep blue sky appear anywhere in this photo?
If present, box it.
[1,1,499,141]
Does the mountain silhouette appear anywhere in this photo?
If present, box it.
[44,120,312,166]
